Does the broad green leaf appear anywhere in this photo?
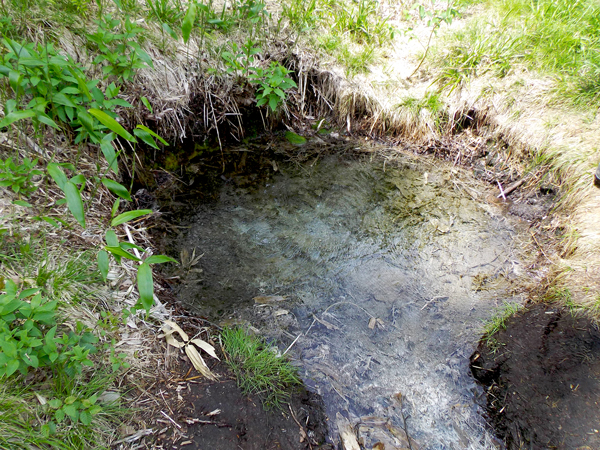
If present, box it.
[36,114,60,130]
[12,200,32,207]
[48,399,62,409]
[64,181,86,228]
[0,109,36,128]
[101,178,132,201]
[105,229,119,247]
[79,410,92,425]
[137,262,154,312]
[111,198,120,218]
[52,93,77,108]
[105,246,141,261]
[145,255,178,264]
[100,141,119,175]
[69,174,86,186]
[162,23,178,40]
[46,163,68,189]
[285,131,306,145]
[5,359,19,377]
[111,209,152,227]
[135,124,168,145]
[133,127,159,150]
[119,242,145,252]
[88,108,136,142]
[40,216,61,228]
[182,1,197,44]
[97,250,109,281]
[269,96,279,112]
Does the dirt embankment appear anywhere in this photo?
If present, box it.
[471,304,600,449]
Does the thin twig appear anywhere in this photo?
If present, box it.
[160,410,182,429]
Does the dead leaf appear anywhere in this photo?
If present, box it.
[163,319,189,341]
[337,413,361,450]
[253,295,286,304]
[165,333,185,348]
[313,314,340,330]
[190,338,220,360]
[299,426,307,442]
[373,443,385,450]
[34,393,47,405]
[98,390,121,403]
[368,317,377,329]
[185,344,216,380]
[275,309,289,316]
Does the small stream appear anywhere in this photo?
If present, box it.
[174,143,523,449]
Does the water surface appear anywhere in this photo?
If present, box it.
[178,148,521,449]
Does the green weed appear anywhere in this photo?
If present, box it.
[221,327,301,410]
[0,157,42,197]
[438,0,600,105]
[481,301,522,351]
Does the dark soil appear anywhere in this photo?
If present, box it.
[153,358,332,450]
[470,304,600,449]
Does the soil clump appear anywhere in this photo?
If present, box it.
[471,304,600,449]
[152,353,331,450]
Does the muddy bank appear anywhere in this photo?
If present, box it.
[154,358,331,450]
[471,304,600,449]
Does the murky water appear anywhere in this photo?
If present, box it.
[177,148,522,449]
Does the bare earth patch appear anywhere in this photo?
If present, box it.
[471,304,600,449]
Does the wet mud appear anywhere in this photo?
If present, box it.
[154,357,331,450]
[471,304,600,449]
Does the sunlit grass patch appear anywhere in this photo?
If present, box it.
[221,327,301,410]
[434,0,600,106]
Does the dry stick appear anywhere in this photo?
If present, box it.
[207,91,223,171]
[408,23,437,80]
[160,410,182,429]
[497,181,507,200]
[289,404,313,449]
[497,177,526,198]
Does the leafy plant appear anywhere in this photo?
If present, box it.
[47,394,102,426]
[250,62,297,112]
[0,157,42,196]
[0,282,96,380]
[87,15,154,82]
[408,1,460,78]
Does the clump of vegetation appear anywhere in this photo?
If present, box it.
[434,0,600,105]
[221,327,301,409]
[481,302,522,351]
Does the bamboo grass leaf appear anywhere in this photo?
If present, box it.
[63,181,86,228]
[101,178,132,201]
[137,262,154,312]
[111,209,152,227]
[88,108,136,142]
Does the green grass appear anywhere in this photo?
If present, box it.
[0,233,102,304]
[481,301,522,351]
[221,327,301,410]
[435,0,600,105]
